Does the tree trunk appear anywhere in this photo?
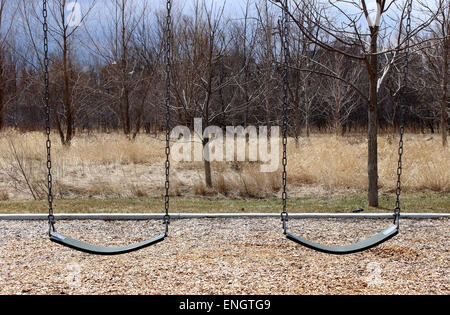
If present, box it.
[132,83,150,140]
[305,108,310,138]
[368,30,379,207]
[368,97,378,207]
[63,23,73,146]
[442,36,449,147]
[203,137,212,188]
[0,62,4,131]
[265,70,271,138]
[120,0,131,137]
[334,86,342,136]
[294,99,301,145]
[293,70,302,143]
[304,81,311,138]
[123,87,131,136]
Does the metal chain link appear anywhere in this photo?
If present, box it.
[164,0,172,236]
[394,0,413,226]
[43,0,55,234]
[281,0,290,234]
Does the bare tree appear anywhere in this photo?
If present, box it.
[46,0,96,145]
[0,0,18,130]
[418,0,449,146]
[255,0,279,136]
[277,0,436,206]
[321,52,362,135]
[228,0,261,127]
[287,3,323,139]
[172,0,241,187]
[84,0,158,138]
[17,0,96,144]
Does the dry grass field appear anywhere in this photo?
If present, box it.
[0,130,448,202]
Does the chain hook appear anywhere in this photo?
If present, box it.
[393,207,400,227]
[48,214,56,235]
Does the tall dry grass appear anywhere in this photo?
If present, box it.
[0,130,448,200]
[287,134,449,192]
[189,133,449,197]
[0,130,166,165]
[194,164,282,198]
[0,131,166,199]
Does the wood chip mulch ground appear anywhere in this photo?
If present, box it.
[0,218,448,295]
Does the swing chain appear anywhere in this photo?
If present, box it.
[43,0,55,234]
[42,0,173,237]
[164,0,172,235]
[281,0,290,234]
[394,0,413,226]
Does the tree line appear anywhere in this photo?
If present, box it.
[0,0,448,141]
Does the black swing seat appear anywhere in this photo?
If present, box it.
[286,225,398,255]
[50,232,165,255]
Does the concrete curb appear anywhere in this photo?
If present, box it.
[0,213,448,221]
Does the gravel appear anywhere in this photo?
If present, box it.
[0,218,448,295]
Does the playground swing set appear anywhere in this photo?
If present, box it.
[42,0,413,256]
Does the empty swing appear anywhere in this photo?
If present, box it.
[42,0,174,255]
[278,0,413,255]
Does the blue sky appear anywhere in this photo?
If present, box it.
[79,0,436,28]
[82,0,259,22]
